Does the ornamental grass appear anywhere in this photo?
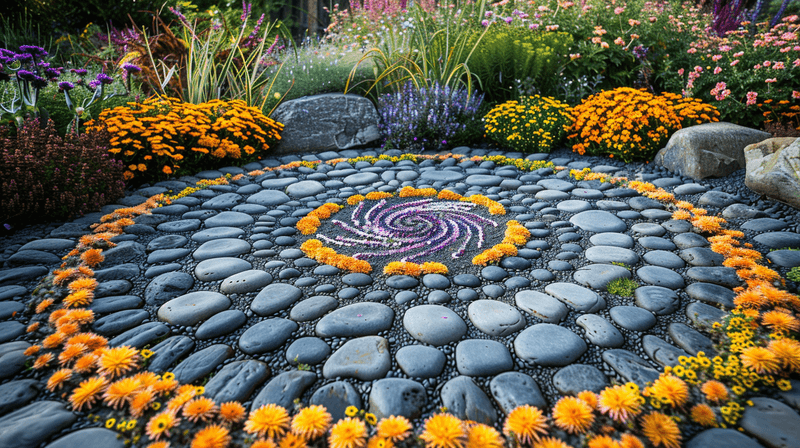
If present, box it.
[483,95,572,154]
[84,96,283,184]
[13,154,800,448]
[566,87,720,162]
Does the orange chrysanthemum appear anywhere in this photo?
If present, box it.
[503,405,548,444]
[47,368,73,391]
[640,412,681,448]
[761,310,800,333]
[58,342,88,365]
[465,423,503,448]
[33,352,54,369]
[598,385,642,422]
[183,397,219,423]
[279,432,308,448]
[73,353,98,373]
[69,376,108,411]
[702,381,729,403]
[291,405,332,440]
[328,417,368,448]
[97,346,140,378]
[147,411,181,441]
[619,434,645,448]
[690,403,717,427]
[419,414,465,448]
[53,268,76,285]
[553,396,594,434]
[63,289,94,308]
[68,277,98,292]
[23,345,40,356]
[587,435,621,448]
[146,442,170,448]
[130,388,156,417]
[103,377,141,409]
[245,404,291,439]
[577,391,598,409]
[251,440,278,448]
[532,436,571,448]
[768,338,800,372]
[647,374,689,408]
[376,415,413,442]
[67,332,108,350]
[219,401,247,424]
[191,424,231,448]
[740,346,780,374]
[80,248,105,266]
[42,332,66,349]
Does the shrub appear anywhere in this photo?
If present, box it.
[0,119,125,225]
[465,26,573,104]
[377,81,484,151]
[84,97,283,185]
[483,95,572,153]
[566,87,720,162]
[607,278,639,296]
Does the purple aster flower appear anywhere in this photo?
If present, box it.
[88,80,100,89]
[16,69,35,80]
[31,75,48,89]
[96,73,114,85]
[44,67,61,78]
[121,62,141,73]
[72,68,88,76]
[19,45,47,58]
[504,16,513,23]
[59,81,75,91]
[15,53,33,63]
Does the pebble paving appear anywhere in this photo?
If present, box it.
[1,146,800,447]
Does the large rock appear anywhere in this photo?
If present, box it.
[744,137,800,209]
[654,122,771,179]
[271,93,380,153]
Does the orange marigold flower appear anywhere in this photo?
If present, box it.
[279,432,308,448]
[56,309,95,327]
[598,384,642,423]
[553,396,594,434]
[73,353,98,373]
[245,404,291,439]
[365,191,393,200]
[577,391,598,409]
[103,377,141,409]
[640,412,681,448]
[762,310,800,332]
[438,190,463,200]
[420,262,449,275]
[587,435,621,448]
[647,374,689,407]
[291,405,332,440]
[97,346,140,378]
[130,388,156,417]
[619,434,644,448]
[347,195,366,205]
[503,405,548,444]
[183,397,218,423]
[328,417,368,448]
[465,423,503,448]
[219,401,247,423]
[53,268,76,285]
[68,332,107,350]
[376,415,413,442]
[80,248,105,266]
[296,216,321,235]
[43,332,66,349]
[419,414,465,448]
[701,380,729,402]
[69,376,108,411]
[47,368,73,391]
[671,210,692,221]
[63,289,94,308]
[384,261,422,277]
[58,322,80,335]
[532,436,571,448]
[36,298,54,314]
[147,411,181,441]
[251,440,278,448]
[741,346,780,374]
[68,277,98,292]
[24,345,40,356]
[734,289,768,309]
[768,338,800,372]
[675,201,694,210]
[191,424,230,448]
[58,342,88,365]
[690,403,717,427]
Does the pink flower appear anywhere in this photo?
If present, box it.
[794,59,800,67]
[754,64,762,69]
[773,61,786,69]
[765,78,778,83]
[712,54,722,61]
[529,23,540,29]
[730,59,740,66]
[504,16,513,23]
[481,19,489,26]
[792,91,800,99]
[694,65,703,73]
[687,48,697,54]
[746,91,758,105]
[569,53,581,60]
[614,7,625,14]
[711,82,730,100]
[781,47,792,53]
[601,41,609,49]
[614,37,625,45]
[677,68,685,75]
[649,16,657,22]
[733,51,744,57]
[719,45,732,52]
[763,60,772,67]
[628,19,640,26]
[484,11,493,17]
[714,66,722,74]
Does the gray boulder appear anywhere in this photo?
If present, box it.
[654,122,771,179]
[271,93,380,153]
[744,137,800,209]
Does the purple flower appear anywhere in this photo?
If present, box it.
[31,75,48,89]
[16,69,35,80]
[19,45,47,58]
[504,16,513,23]
[88,80,101,89]
[44,67,61,78]
[241,1,252,21]
[121,62,141,73]
[481,19,489,26]
[72,68,88,76]
[59,81,75,91]
[96,73,114,85]
[14,53,33,63]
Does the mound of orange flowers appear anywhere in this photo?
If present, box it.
[14,154,798,448]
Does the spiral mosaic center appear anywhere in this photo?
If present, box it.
[318,198,501,263]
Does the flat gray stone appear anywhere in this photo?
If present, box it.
[403,305,467,346]
[108,322,170,348]
[7,250,62,266]
[44,427,125,448]
[585,246,639,265]
[609,306,656,331]
[369,378,427,421]
[0,401,77,448]
[466,174,503,186]
[0,380,41,416]
[467,300,525,337]
[742,218,789,232]
[740,397,800,448]
[396,345,446,378]
[687,428,765,448]
[323,336,391,380]
[687,301,727,328]
[537,178,574,191]
[642,250,685,268]
[441,376,498,425]
[196,309,247,339]
[536,190,570,201]
[673,232,709,249]
[553,364,609,394]
[515,324,587,366]
[577,314,625,348]
[420,170,465,182]
[95,279,133,298]
[544,282,606,313]
[193,238,250,260]
[290,295,339,322]
[556,200,592,213]
[0,321,25,342]
[261,177,297,189]
[146,234,188,252]
[92,310,148,336]
[145,272,194,306]
[570,210,627,233]
[203,360,270,404]
[456,339,514,376]
[767,250,800,267]
[685,282,736,309]
[0,285,26,301]
[686,267,742,288]
[602,349,661,388]
[316,302,394,337]
[590,232,634,248]
[573,264,632,291]
[195,257,252,282]
[191,227,246,243]
[669,323,715,356]
[0,342,29,380]
[286,337,331,365]
[642,335,690,368]
[635,286,680,315]
[287,180,325,198]
[147,336,195,374]
[489,372,547,413]
[637,266,685,289]
[680,247,725,266]
[248,189,291,206]
[99,241,145,266]
[310,381,362,422]
[673,183,708,195]
[251,283,304,316]
[220,270,273,294]
[251,371,317,410]
[158,291,230,326]
[202,192,243,210]
[239,318,298,354]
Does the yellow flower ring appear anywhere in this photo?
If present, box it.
[297,186,532,276]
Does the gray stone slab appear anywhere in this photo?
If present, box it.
[251,283,304,316]
[403,305,467,346]
[544,282,606,313]
[395,345,446,378]
[252,370,317,411]
[602,349,661,388]
[368,378,427,421]
[310,381,362,422]
[239,318,298,354]
[515,324,587,367]
[455,339,513,376]
[0,401,77,448]
[467,300,525,337]
[171,344,233,384]
[441,376,498,425]
[740,397,800,448]
[203,360,270,404]
[553,364,609,394]
[323,336,391,380]
[195,257,252,282]
[158,291,230,326]
[573,264,632,291]
[316,302,394,338]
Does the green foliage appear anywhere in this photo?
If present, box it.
[607,278,639,297]
[465,26,573,104]
[611,262,632,270]
[788,267,800,283]
[483,95,572,153]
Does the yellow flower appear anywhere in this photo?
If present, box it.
[647,374,689,407]
[419,414,465,448]
[146,411,181,441]
[328,417,368,448]
[96,346,140,378]
[465,423,503,448]
[598,385,642,422]
[191,424,231,448]
[552,396,594,434]
[690,403,717,427]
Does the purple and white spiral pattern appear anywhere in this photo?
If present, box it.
[317,198,498,262]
